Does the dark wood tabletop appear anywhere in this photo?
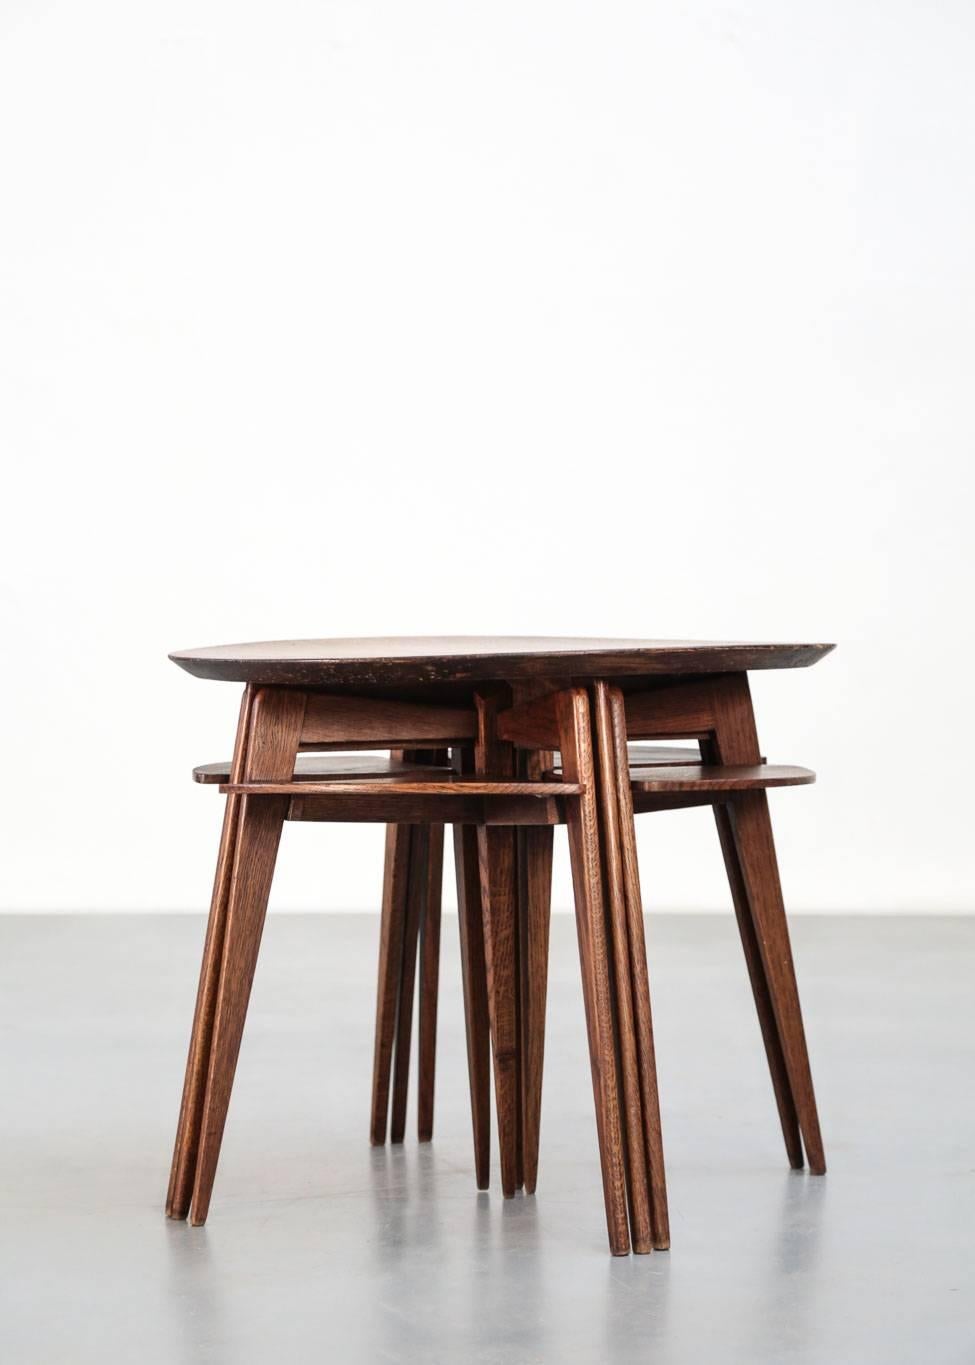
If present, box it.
[169,636,834,688]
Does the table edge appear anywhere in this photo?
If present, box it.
[169,641,836,685]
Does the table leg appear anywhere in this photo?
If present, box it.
[417,821,444,1143]
[453,819,492,1190]
[387,819,445,1144]
[592,683,653,1254]
[475,690,522,1197]
[388,824,427,1144]
[372,748,447,1146]
[726,791,826,1173]
[710,675,825,1174]
[710,802,804,1169]
[370,823,412,1145]
[517,818,553,1196]
[167,684,254,1220]
[187,687,307,1225]
[606,685,670,1249]
[556,687,631,1255]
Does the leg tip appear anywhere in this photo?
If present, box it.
[188,1197,210,1227]
[609,1226,632,1256]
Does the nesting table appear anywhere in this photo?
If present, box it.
[166,635,833,1254]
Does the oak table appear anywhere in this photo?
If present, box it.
[166,635,833,1254]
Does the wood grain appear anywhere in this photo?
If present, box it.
[170,636,835,687]
[727,790,826,1174]
[415,751,447,1144]
[390,824,427,1144]
[188,687,307,1224]
[608,687,669,1249]
[592,682,652,1254]
[709,795,803,1169]
[370,822,412,1145]
[709,674,825,1174]
[509,683,556,1201]
[556,687,631,1255]
[517,821,553,1196]
[300,693,475,747]
[286,793,565,826]
[220,778,584,797]
[474,690,523,1196]
[167,684,255,1220]
[497,692,561,749]
[452,743,491,1189]
[169,649,830,1253]
[416,828,443,1142]
[623,681,717,739]
[629,764,813,793]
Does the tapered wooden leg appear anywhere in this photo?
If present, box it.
[477,822,522,1197]
[518,823,553,1196]
[390,824,427,1144]
[509,686,556,1199]
[474,690,522,1197]
[187,688,306,1226]
[168,686,256,1220]
[407,749,448,1144]
[591,684,652,1253]
[557,688,631,1256]
[373,750,447,1146]
[595,681,664,1253]
[710,674,825,1174]
[726,791,826,1173]
[607,686,670,1249]
[370,823,412,1145]
[453,820,492,1190]
[417,823,444,1142]
[711,803,803,1169]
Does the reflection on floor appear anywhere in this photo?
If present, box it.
[0,912,972,1364]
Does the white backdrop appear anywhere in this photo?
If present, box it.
[1,1,972,912]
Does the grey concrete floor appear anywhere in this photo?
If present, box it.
[0,912,972,1364]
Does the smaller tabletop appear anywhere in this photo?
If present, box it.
[169,636,834,688]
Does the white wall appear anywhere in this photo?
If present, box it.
[1,1,972,912]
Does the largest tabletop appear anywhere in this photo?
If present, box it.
[170,636,834,688]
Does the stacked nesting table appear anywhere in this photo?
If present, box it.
[166,636,832,1254]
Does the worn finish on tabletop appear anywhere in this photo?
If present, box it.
[170,636,834,687]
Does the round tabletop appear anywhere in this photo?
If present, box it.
[169,636,834,688]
